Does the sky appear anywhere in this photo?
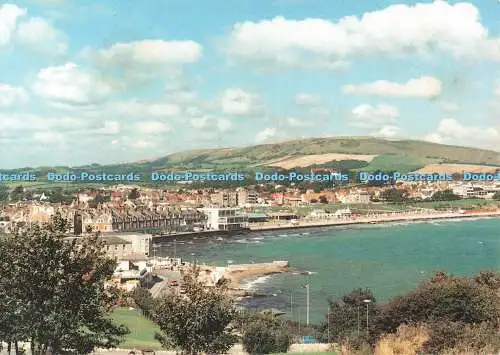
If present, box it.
[1,0,500,168]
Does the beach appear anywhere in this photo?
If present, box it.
[222,261,289,290]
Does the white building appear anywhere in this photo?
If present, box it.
[199,207,248,231]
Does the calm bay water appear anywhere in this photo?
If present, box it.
[156,218,500,324]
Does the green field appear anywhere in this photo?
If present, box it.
[111,308,162,349]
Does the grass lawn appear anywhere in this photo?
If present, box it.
[111,307,163,350]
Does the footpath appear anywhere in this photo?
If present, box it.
[92,344,331,354]
[0,344,331,355]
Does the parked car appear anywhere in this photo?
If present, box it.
[168,280,179,287]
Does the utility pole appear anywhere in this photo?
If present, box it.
[357,305,360,336]
[327,305,330,343]
[302,283,310,325]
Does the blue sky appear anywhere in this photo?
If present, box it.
[1,0,500,168]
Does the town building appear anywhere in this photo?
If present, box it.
[199,207,248,231]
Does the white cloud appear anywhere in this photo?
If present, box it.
[220,88,260,116]
[33,131,64,144]
[226,1,500,69]
[111,101,180,117]
[255,127,277,142]
[0,4,26,46]
[0,83,28,106]
[0,113,89,132]
[33,62,113,105]
[136,121,171,134]
[99,121,120,135]
[494,85,500,97]
[217,118,232,132]
[438,101,459,112]
[423,132,443,143]
[295,93,320,106]
[129,140,156,149]
[16,17,67,54]
[99,40,202,65]
[425,118,500,149]
[370,125,400,137]
[351,103,399,129]
[286,117,310,127]
[190,116,210,129]
[342,76,442,99]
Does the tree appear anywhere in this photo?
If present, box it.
[47,188,73,204]
[432,189,461,201]
[10,185,24,202]
[0,185,9,201]
[380,188,407,202]
[493,191,500,200]
[0,226,129,354]
[374,271,500,338]
[318,288,377,344]
[128,188,140,200]
[153,266,238,354]
[44,212,70,233]
[241,312,292,354]
[131,287,156,319]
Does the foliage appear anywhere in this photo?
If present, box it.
[317,288,376,344]
[0,226,128,354]
[0,184,9,201]
[374,324,428,355]
[424,321,500,354]
[241,315,292,354]
[380,188,407,202]
[132,287,156,319]
[152,266,238,354]
[43,211,70,233]
[48,188,74,204]
[493,191,500,200]
[374,272,500,337]
[431,189,461,201]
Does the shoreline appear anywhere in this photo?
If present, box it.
[247,210,500,232]
[150,211,500,297]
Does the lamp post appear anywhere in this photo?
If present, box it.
[357,305,360,336]
[302,284,310,325]
[327,305,331,343]
[363,299,371,335]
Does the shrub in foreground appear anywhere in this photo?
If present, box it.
[242,313,292,354]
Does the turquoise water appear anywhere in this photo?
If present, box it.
[156,218,500,324]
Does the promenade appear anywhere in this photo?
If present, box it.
[0,344,331,355]
[248,210,500,232]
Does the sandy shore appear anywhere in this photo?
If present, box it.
[222,261,289,290]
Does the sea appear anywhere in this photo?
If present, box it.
[155,217,500,324]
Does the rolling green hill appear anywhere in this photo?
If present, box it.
[3,137,500,187]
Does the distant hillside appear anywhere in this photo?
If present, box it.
[4,137,500,186]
